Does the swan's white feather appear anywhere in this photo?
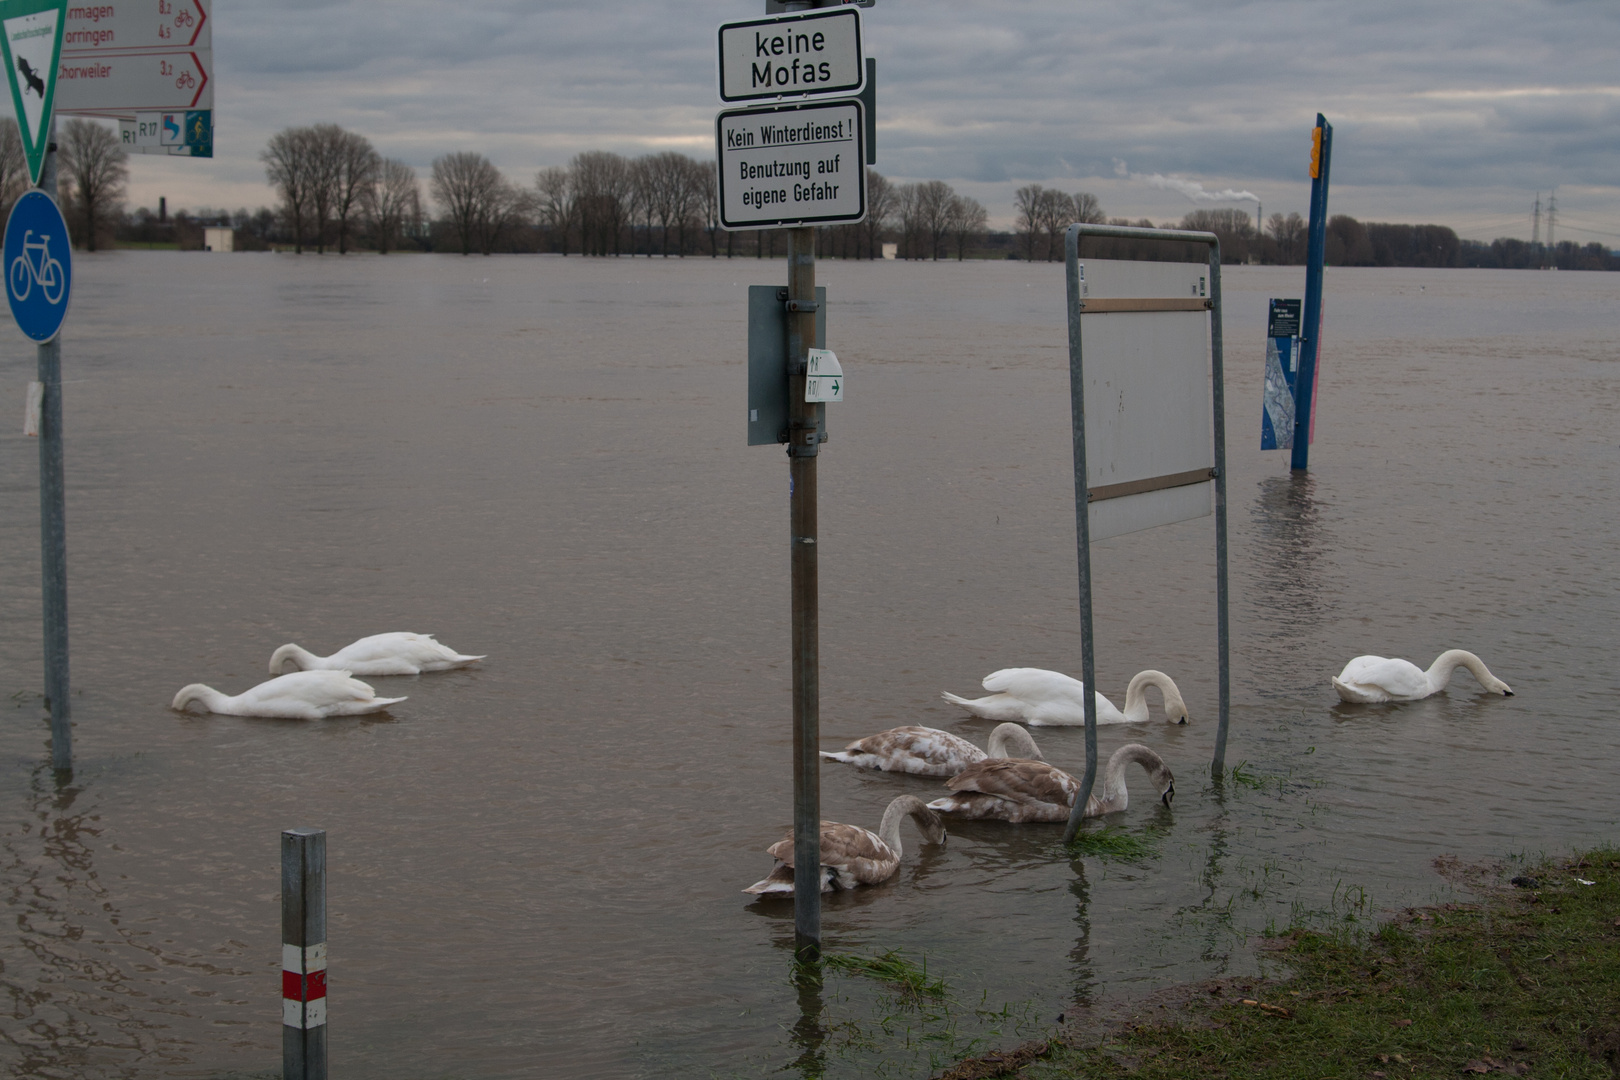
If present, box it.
[943,668,1189,726]
[172,670,407,719]
[1332,650,1512,703]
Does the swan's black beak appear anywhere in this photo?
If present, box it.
[1503,690,1515,697]
[1177,716,1188,725]
[1162,784,1174,807]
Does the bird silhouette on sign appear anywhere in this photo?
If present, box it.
[17,57,44,99]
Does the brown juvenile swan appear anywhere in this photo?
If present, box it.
[927,743,1174,823]
[820,722,1043,777]
[743,795,947,895]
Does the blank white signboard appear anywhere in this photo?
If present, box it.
[1078,259,1212,541]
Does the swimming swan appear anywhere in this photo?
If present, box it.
[926,743,1174,823]
[942,668,1190,727]
[270,632,485,676]
[172,670,407,719]
[820,722,1043,777]
[743,795,947,895]
[1332,649,1513,703]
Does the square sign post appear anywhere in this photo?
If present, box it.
[719,0,872,962]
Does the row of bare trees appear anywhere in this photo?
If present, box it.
[262,124,423,254]
[0,117,131,251]
[1014,185,1105,261]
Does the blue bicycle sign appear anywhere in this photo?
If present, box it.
[4,190,73,342]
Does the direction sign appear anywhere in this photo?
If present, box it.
[717,98,866,230]
[0,0,67,185]
[4,190,72,343]
[55,46,208,115]
[718,7,862,103]
[804,348,843,402]
[61,0,209,54]
[118,107,211,155]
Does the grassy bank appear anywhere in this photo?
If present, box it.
[942,847,1620,1080]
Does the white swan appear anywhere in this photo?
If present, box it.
[172,670,407,719]
[820,722,1043,777]
[743,795,947,895]
[1332,649,1512,703]
[270,633,485,676]
[942,668,1190,727]
[927,743,1174,823]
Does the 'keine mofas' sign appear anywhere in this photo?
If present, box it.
[718,6,862,103]
[4,189,72,342]
[717,99,865,230]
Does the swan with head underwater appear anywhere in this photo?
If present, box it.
[1332,649,1512,703]
[942,668,1190,727]
[744,795,947,895]
[172,670,407,719]
[927,743,1174,823]
[270,632,485,677]
[820,722,1044,777]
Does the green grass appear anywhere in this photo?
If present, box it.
[1007,846,1620,1079]
[821,949,949,1000]
[1065,825,1160,862]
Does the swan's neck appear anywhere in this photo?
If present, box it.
[1098,744,1164,811]
[1425,650,1489,691]
[876,796,940,857]
[174,684,230,712]
[271,644,319,673]
[986,723,1042,760]
[1119,670,1177,723]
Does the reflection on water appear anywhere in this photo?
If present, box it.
[1,256,1616,1078]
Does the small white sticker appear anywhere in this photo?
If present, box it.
[24,381,42,437]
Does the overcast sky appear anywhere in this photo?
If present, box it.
[125,0,1618,244]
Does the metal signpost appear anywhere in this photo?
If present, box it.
[54,0,214,156]
[1291,114,1332,471]
[282,828,328,1080]
[721,0,870,960]
[1059,224,1230,841]
[1,0,73,772]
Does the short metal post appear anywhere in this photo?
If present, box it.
[282,828,327,1080]
[1207,246,1232,776]
[1062,226,1098,843]
[37,117,70,773]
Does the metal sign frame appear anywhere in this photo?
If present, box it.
[1061,222,1231,841]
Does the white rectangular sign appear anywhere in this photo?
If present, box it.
[55,46,209,115]
[718,7,862,103]
[61,0,209,55]
[716,99,865,230]
[1077,259,1214,541]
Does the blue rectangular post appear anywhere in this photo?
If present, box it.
[1290,114,1332,472]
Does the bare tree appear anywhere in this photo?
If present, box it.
[862,168,892,259]
[1268,211,1306,264]
[330,128,380,254]
[475,178,531,255]
[1037,188,1075,261]
[535,165,574,254]
[304,124,351,253]
[948,194,988,260]
[262,126,317,253]
[571,151,631,256]
[910,180,954,260]
[1014,184,1043,260]
[57,118,128,251]
[692,158,718,256]
[0,118,26,219]
[363,158,420,254]
[431,151,508,255]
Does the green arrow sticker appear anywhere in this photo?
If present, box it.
[0,0,67,186]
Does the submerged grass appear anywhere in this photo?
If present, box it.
[1064,825,1159,862]
[822,949,949,1000]
[1008,845,1620,1080]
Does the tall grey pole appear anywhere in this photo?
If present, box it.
[37,117,70,773]
[1207,246,1231,776]
[282,828,328,1080]
[1062,226,1098,844]
[786,225,821,957]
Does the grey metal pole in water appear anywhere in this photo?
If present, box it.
[1062,226,1099,844]
[1207,246,1232,777]
[282,828,328,1080]
[786,226,821,957]
[38,117,70,773]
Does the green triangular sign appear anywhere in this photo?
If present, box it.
[0,0,66,186]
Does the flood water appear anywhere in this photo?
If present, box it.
[1,252,1616,1078]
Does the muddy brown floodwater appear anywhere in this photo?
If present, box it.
[0,253,1615,1078]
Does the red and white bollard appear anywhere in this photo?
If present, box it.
[282,828,327,1080]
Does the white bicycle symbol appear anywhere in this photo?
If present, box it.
[10,230,65,305]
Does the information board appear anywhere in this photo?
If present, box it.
[717,99,865,230]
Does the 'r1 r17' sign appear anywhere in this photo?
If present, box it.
[716,99,866,230]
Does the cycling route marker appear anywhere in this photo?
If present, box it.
[5,189,72,341]
[0,0,67,184]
